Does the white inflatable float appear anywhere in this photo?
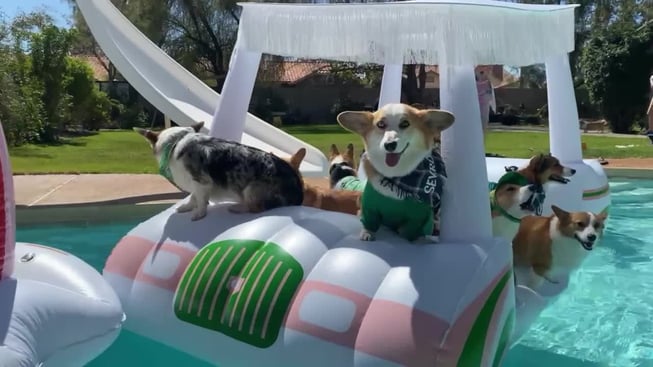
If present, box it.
[78,0,610,366]
[0,122,125,367]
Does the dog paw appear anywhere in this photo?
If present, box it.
[176,202,195,213]
[190,209,207,221]
[228,203,249,214]
[360,230,375,241]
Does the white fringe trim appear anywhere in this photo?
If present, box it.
[238,0,578,66]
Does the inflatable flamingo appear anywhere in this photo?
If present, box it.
[0,123,124,367]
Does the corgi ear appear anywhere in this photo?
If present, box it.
[191,121,204,133]
[329,144,340,159]
[289,148,306,170]
[133,127,159,146]
[595,211,608,222]
[551,205,570,222]
[528,153,546,171]
[345,143,354,160]
[418,109,455,135]
[337,111,374,136]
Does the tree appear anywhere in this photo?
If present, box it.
[580,21,653,132]
[69,0,239,90]
[29,24,78,141]
[68,0,172,81]
[0,11,114,145]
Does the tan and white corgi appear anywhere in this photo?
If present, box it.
[516,153,576,185]
[328,143,357,188]
[512,205,608,289]
[277,147,361,216]
[337,103,455,242]
[489,171,537,241]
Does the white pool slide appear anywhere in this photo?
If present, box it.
[76,0,329,177]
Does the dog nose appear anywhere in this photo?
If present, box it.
[384,141,398,152]
[571,168,577,174]
[587,234,596,242]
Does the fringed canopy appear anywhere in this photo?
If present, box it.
[237,0,578,66]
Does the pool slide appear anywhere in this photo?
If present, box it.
[0,123,124,367]
[75,0,328,177]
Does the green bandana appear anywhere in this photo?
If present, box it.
[489,171,529,191]
[159,142,175,182]
[158,141,184,191]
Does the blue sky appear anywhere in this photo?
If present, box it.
[1,0,73,27]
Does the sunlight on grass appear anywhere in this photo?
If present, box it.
[7,127,652,174]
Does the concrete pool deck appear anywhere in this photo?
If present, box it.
[13,159,653,208]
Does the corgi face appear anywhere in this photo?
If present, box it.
[494,183,535,218]
[329,143,356,168]
[551,205,608,251]
[528,153,576,184]
[337,103,454,177]
[134,121,204,156]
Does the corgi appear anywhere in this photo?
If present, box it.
[328,143,358,189]
[134,122,303,221]
[337,103,455,242]
[277,147,361,216]
[489,171,538,241]
[512,205,608,289]
[515,153,576,186]
[503,153,577,217]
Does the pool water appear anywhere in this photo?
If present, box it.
[15,178,653,367]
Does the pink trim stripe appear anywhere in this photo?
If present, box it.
[285,280,373,349]
[0,123,15,280]
[355,298,450,366]
[285,268,511,366]
[104,235,197,292]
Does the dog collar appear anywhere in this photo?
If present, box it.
[489,191,521,223]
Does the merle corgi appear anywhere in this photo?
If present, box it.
[134,122,303,221]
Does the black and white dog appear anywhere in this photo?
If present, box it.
[134,122,304,221]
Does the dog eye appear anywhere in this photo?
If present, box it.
[399,120,410,129]
[506,186,516,192]
[576,221,585,227]
[376,120,386,129]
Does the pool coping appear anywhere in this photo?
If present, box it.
[603,167,653,179]
[14,169,652,226]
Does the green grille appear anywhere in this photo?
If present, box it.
[174,239,304,348]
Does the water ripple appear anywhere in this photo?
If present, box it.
[506,179,653,367]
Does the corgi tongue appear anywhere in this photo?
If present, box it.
[385,153,401,167]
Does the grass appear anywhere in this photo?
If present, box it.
[9,131,157,174]
[8,126,652,174]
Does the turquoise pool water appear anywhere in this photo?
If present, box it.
[15,178,653,367]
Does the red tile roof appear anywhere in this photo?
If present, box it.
[71,55,110,81]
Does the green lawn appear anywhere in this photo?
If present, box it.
[8,126,652,174]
